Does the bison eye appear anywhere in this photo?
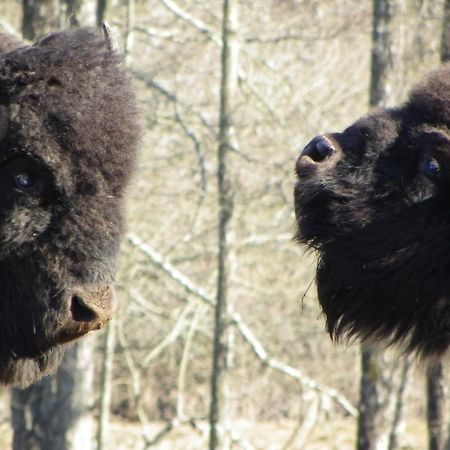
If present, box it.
[14,173,33,189]
[420,156,440,180]
[13,172,43,195]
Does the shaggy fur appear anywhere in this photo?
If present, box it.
[294,64,450,357]
[0,28,139,386]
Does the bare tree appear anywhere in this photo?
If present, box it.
[97,321,117,450]
[12,340,95,450]
[427,362,445,450]
[209,0,239,449]
[96,0,108,27]
[427,9,449,449]
[358,1,395,449]
[358,348,382,450]
[22,0,61,40]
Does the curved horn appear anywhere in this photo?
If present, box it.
[0,105,8,142]
[102,22,119,53]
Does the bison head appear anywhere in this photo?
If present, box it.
[294,65,450,357]
[0,27,139,386]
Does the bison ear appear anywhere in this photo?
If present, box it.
[102,22,119,53]
[0,105,8,142]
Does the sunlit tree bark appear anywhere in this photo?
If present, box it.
[12,339,95,450]
[427,362,445,450]
[209,0,239,449]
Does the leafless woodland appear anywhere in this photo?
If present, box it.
[1,1,449,449]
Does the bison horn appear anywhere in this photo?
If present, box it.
[0,105,8,142]
[102,22,119,53]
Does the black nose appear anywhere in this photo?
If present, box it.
[296,135,340,176]
[302,137,335,162]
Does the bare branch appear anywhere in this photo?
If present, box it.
[281,394,321,450]
[141,301,195,368]
[127,234,357,417]
[158,0,220,45]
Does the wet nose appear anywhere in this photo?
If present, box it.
[296,135,341,176]
[58,286,116,344]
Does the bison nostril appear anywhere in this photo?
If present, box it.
[306,138,335,163]
[296,135,341,177]
[70,295,98,323]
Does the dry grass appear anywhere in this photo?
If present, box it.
[107,417,428,450]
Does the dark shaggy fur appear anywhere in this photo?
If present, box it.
[0,28,139,386]
[294,64,450,357]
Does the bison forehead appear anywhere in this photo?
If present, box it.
[0,28,139,197]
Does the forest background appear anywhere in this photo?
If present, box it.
[0,0,449,449]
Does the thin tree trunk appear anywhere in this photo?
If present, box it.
[22,0,37,40]
[124,0,135,66]
[96,0,108,27]
[358,347,381,450]
[97,321,116,450]
[427,362,445,450]
[357,2,395,449]
[370,0,394,108]
[429,13,449,449]
[22,0,59,41]
[387,358,411,450]
[208,0,239,449]
[11,339,95,450]
[63,0,83,27]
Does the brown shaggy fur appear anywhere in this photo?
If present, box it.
[0,28,139,386]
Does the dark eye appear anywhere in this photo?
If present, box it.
[14,173,33,189]
[420,156,440,180]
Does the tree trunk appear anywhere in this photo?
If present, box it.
[387,358,411,450]
[97,321,116,450]
[96,0,108,27]
[428,13,450,450]
[62,0,84,27]
[124,0,135,66]
[11,338,96,450]
[369,0,394,108]
[208,1,239,449]
[358,347,381,450]
[22,0,59,41]
[357,2,395,449]
[427,362,445,450]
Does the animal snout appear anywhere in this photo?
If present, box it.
[296,135,341,176]
[58,286,116,344]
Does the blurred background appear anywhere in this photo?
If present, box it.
[0,0,449,449]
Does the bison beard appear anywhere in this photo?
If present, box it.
[294,64,450,357]
[0,28,139,386]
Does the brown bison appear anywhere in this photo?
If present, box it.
[295,65,450,357]
[0,27,138,386]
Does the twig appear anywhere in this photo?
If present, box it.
[127,234,357,417]
[177,303,207,418]
[158,0,220,45]
[141,301,195,368]
[281,394,321,450]
[232,311,357,417]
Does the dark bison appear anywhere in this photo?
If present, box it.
[294,65,450,357]
[0,27,138,386]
